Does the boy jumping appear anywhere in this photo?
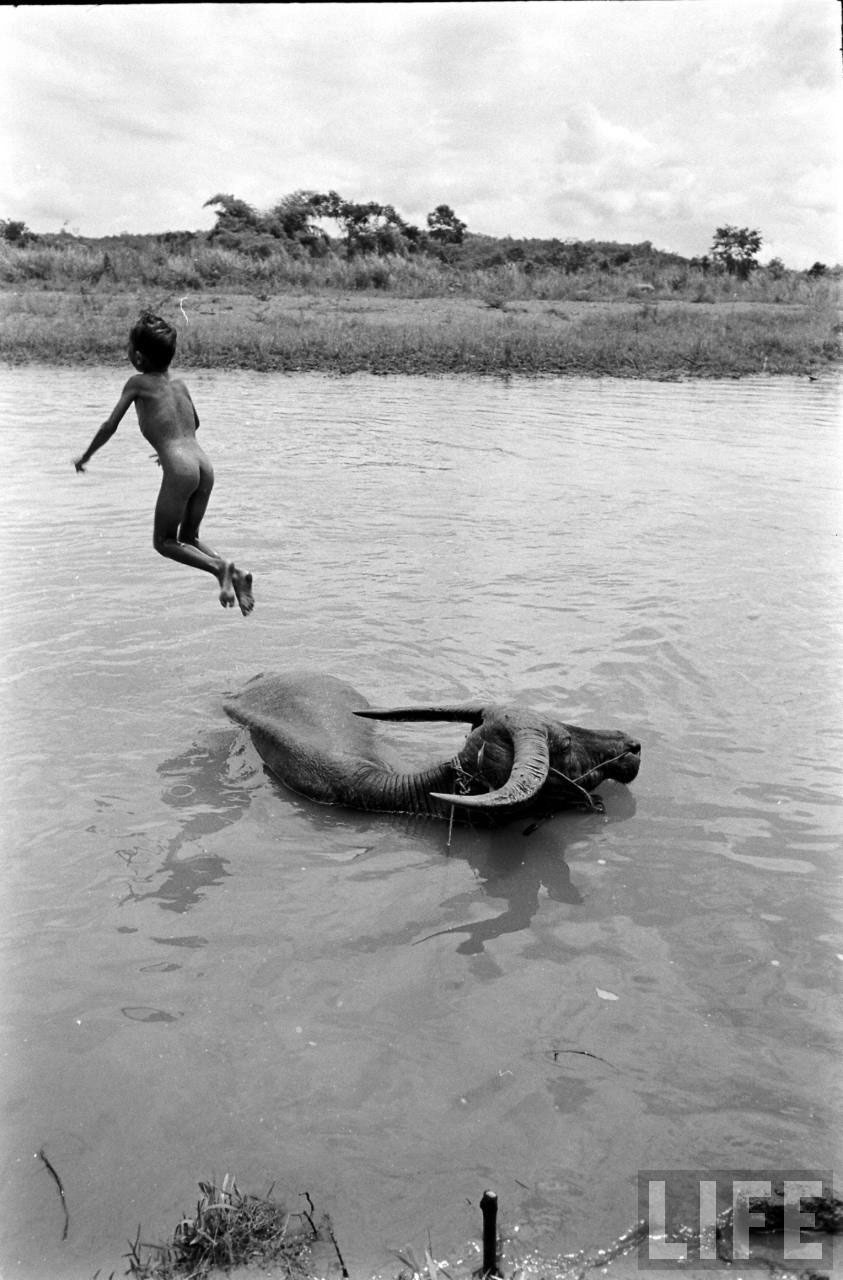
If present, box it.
[74,311,253,615]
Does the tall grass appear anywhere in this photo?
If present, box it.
[1,237,838,306]
[1,286,838,377]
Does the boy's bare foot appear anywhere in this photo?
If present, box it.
[218,561,236,608]
[232,568,254,616]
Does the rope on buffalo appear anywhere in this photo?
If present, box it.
[442,752,488,844]
[550,749,633,805]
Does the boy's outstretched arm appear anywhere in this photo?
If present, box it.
[74,384,136,472]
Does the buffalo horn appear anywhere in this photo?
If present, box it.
[355,704,486,728]
[431,722,551,810]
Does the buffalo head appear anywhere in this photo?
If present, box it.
[356,700,641,817]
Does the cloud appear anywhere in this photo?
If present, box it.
[1,0,840,265]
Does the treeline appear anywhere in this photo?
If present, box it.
[0,192,470,263]
[1,194,838,305]
[196,191,695,277]
[3,193,838,283]
[6,194,691,278]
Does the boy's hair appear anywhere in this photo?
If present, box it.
[130,311,177,369]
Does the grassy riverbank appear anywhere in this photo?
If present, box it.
[1,285,840,378]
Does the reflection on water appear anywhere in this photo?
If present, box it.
[120,847,230,914]
[112,731,257,914]
[415,785,638,956]
[0,368,840,1279]
[404,791,631,956]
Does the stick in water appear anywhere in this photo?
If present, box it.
[480,1189,500,1278]
[38,1148,69,1240]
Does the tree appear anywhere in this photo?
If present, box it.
[1,218,35,245]
[426,204,467,245]
[806,262,828,279]
[265,191,328,250]
[309,193,420,257]
[330,199,383,256]
[711,225,762,279]
[203,194,260,237]
[201,189,461,259]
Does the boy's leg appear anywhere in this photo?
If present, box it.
[154,466,236,606]
[178,455,218,558]
[180,453,253,615]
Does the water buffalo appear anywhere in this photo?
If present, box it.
[224,671,641,823]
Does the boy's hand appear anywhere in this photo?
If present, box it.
[73,457,87,473]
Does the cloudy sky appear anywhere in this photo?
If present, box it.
[2,1,841,268]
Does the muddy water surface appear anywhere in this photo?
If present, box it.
[0,368,840,1278]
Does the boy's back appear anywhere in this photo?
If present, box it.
[128,372,200,457]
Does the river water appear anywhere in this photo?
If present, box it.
[0,368,840,1278]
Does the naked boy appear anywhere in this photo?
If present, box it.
[74,311,253,615]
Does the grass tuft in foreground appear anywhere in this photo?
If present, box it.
[124,1175,319,1279]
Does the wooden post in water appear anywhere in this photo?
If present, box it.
[480,1189,500,1277]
